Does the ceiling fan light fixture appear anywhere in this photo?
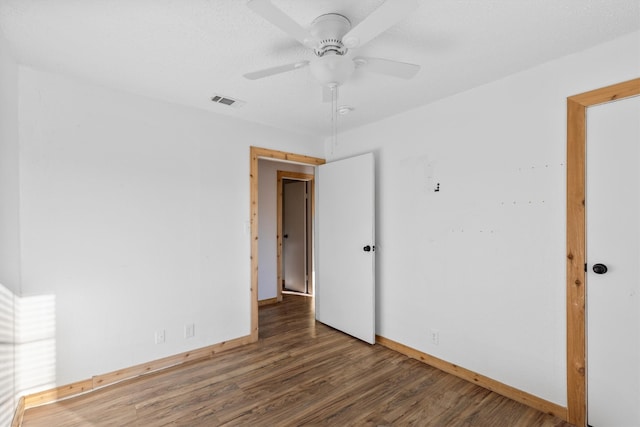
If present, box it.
[310,54,355,86]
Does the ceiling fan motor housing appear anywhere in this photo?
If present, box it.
[310,13,351,57]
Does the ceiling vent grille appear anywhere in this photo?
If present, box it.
[211,94,245,107]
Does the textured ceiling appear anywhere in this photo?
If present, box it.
[0,0,638,137]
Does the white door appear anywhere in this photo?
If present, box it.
[316,153,375,344]
[283,180,307,293]
[586,96,640,427]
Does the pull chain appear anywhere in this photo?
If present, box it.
[330,83,338,155]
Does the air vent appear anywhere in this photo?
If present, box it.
[210,94,245,108]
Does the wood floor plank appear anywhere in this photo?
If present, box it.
[21,294,574,426]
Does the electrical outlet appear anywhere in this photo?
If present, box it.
[155,329,165,344]
[185,323,195,339]
[430,329,439,345]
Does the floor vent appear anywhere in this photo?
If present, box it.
[211,94,245,107]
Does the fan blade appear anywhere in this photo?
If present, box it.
[244,61,309,80]
[248,0,316,48]
[342,0,419,48]
[355,57,420,79]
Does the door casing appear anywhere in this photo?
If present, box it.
[250,147,325,340]
[566,77,640,426]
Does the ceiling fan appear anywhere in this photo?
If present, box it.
[244,0,421,91]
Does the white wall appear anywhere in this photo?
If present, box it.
[0,284,15,427]
[17,67,323,386]
[0,33,20,295]
[258,159,314,301]
[0,32,20,426]
[327,31,640,406]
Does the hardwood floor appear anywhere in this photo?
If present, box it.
[21,295,573,426]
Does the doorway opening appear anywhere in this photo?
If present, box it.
[250,147,325,341]
[278,171,314,300]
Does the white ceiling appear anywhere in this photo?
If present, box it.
[0,0,638,137]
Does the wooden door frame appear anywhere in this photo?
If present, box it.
[566,78,640,426]
[277,171,315,301]
[250,147,325,341]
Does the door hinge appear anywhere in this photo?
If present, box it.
[584,263,587,272]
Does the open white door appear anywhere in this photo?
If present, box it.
[586,96,640,427]
[315,153,375,344]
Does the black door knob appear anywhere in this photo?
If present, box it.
[592,263,608,274]
[363,245,372,252]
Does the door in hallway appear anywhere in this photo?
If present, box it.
[283,180,308,293]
